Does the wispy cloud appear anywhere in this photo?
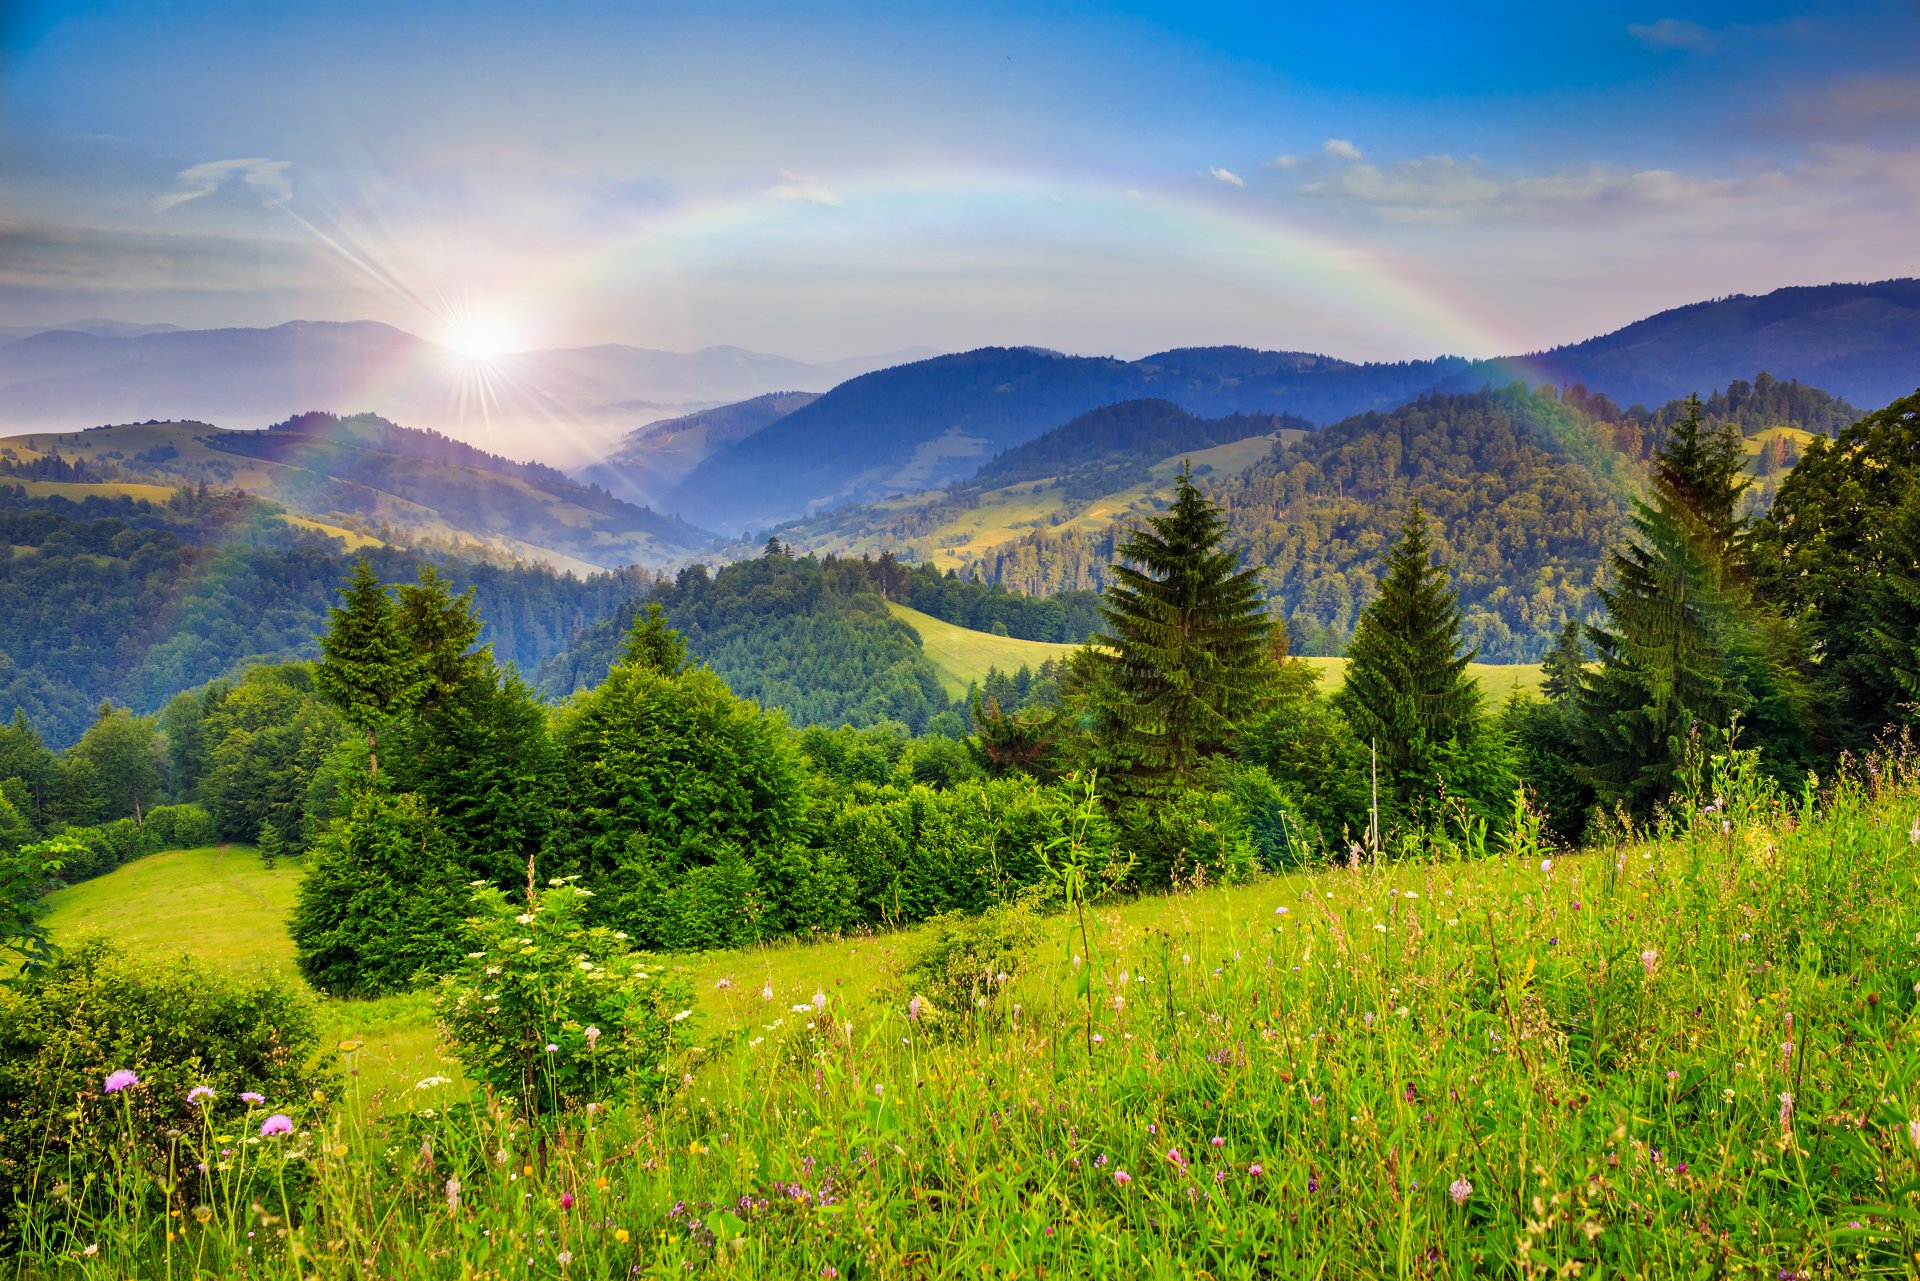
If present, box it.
[1323,138,1363,160]
[154,158,293,212]
[1626,18,1716,52]
[766,170,840,206]
[1267,154,1303,170]
[1208,166,1244,188]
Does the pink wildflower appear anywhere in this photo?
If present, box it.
[259,1114,294,1137]
[1449,1177,1472,1205]
[104,1069,138,1093]
[1113,1169,1132,1186]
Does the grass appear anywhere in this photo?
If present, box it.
[39,844,460,1106]
[888,601,1081,696]
[24,748,1920,1277]
[890,603,1544,703]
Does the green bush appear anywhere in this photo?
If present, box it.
[892,893,1043,1033]
[1114,787,1259,889]
[435,879,695,1121]
[289,788,471,997]
[0,939,333,1244]
[142,803,216,852]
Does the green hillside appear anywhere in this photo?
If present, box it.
[886,601,1080,696]
[39,845,455,1100]
[891,601,1543,702]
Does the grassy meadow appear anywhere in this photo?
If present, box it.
[890,602,1544,704]
[23,747,1920,1278]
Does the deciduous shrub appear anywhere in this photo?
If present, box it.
[435,879,695,1120]
[892,893,1043,1033]
[0,939,332,1244]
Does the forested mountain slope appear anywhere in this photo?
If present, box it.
[0,486,646,744]
[577,391,823,506]
[0,412,714,570]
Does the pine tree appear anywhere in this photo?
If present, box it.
[1540,619,1588,706]
[1336,501,1482,813]
[618,603,689,677]
[314,560,427,780]
[1091,464,1278,793]
[1579,397,1753,811]
[397,565,486,709]
[256,818,285,869]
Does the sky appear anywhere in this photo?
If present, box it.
[3,0,1918,363]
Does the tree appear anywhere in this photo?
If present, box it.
[67,702,165,827]
[549,637,805,948]
[313,560,426,780]
[289,789,470,997]
[1756,390,1920,749]
[1539,619,1588,706]
[0,710,57,827]
[618,602,689,677]
[1090,464,1280,793]
[396,565,486,710]
[967,694,1061,780]
[1337,501,1483,816]
[256,818,285,869]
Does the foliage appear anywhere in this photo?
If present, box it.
[313,559,429,778]
[892,893,1043,1033]
[435,880,694,1121]
[289,789,472,997]
[0,937,332,1243]
[191,664,348,847]
[64,703,165,826]
[551,655,807,948]
[1337,501,1485,823]
[1756,388,1920,750]
[1091,464,1280,794]
[1237,669,1374,849]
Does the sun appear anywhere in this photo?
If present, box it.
[440,314,519,361]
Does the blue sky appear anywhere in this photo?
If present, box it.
[3,0,1917,360]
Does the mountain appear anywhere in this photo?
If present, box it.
[0,320,938,469]
[0,319,186,342]
[667,280,1920,533]
[971,398,1312,490]
[0,412,714,571]
[1520,280,1920,411]
[576,391,823,506]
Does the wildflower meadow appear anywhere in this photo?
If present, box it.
[9,739,1920,1279]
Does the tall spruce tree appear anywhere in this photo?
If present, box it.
[1091,464,1278,793]
[1337,501,1482,812]
[397,566,487,710]
[1540,619,1588,706]
[619,603,690,677]
[1578,397,1752,810]
[314,560,427,780]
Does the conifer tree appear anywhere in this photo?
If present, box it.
[1579,397,1753,810]
[1091,464,1278,793]
[397,565,486,710]
[1337,501,1482,811]
[314,560,427,780]
[1540,619,1588,706]
[619,603,689,677]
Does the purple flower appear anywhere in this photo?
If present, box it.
[1248,1163,1264,1176]
[907,996,922,1022]
[259,1114,294,1138]
[104,1069,139,1093]
[1210,1136,1225,1148]
[240,1091,265,1105]
[560,1192,574,1210]
[1113,1170,1132,1186]
[1449,1177,1472,1205]
[187,1085,215,1105]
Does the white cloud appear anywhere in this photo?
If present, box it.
[154,158,293,212]
[1208,166,1244,188]
[1627,18,1716,52]
[1322,138,1363,161]
[1267,154,1303,170]
[766,170,840,206]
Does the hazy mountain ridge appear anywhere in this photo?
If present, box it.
[662,280,1920,533]
[576,391,825,505]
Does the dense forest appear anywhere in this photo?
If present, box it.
[0,486,645,745]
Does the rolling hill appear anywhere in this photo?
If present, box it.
[577,390,824,506]
[0,412,714,570]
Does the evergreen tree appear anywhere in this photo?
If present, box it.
[1336,501,1483,815]
[314,560,427,779]
[396,566,486,710]
[1540,619,1588,706]
[1579,397,1754,811]
[289,789,469,997]
[256,818,285,869]
[0,709,57,827]
[618,603,689,677]
[1091,464,1279,793]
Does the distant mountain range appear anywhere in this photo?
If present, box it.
[659,279,1920,532]
[0,319,937,469]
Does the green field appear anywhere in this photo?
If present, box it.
[29,757,1920,1277]
[888,600,1081,695]
[892,600,1544,702]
